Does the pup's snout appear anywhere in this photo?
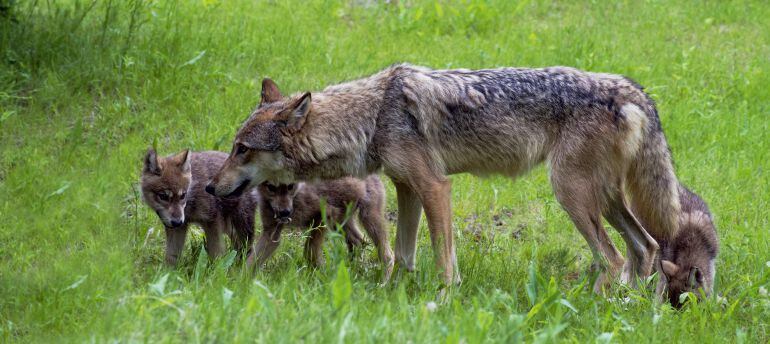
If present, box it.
[277,209,292,218]
[169,219,184,228]
[205,183,216,195]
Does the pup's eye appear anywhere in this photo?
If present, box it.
[236,144,248,155]
[266,184,277,192]
[287,184,294,191]
[179,192,186,200]
[158,192,170,201]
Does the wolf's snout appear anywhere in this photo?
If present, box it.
[205,183,216,195]
[277,209,291,218]
[169,218,184,228]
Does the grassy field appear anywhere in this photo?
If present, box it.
[1,0,769,342]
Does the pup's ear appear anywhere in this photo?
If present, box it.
[661,260,680,278]
[144,147,161,175]
[173,149,191,173]
[260,78,283,106]
[276,92,311,132]
[688,267,702,288]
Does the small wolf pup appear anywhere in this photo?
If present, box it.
[208,64,683,292]
[141,148,258,266]
[248,175,394,282]
[657,184,719,308]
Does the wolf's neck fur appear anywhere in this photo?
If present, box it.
[281,68,396,180]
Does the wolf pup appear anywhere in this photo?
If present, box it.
[141,148,258,266]
[208,64,682,292]
[248,175,394,281]
[657,184,718,308]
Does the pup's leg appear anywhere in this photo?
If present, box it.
[550,163,624,294]
[342,220,365,255]
[231,206,257,263]
[202,218,226,260]
[304,228,327,268]
[247,224,283,268]
[358,193,395,283]
[164,225,188,266]
[392,180,422,272]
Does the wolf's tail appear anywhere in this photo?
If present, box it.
[625,99,681,243]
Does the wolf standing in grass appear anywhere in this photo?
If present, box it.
[207,64,681,292]
[141,149,258,266]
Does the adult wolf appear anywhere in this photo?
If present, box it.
[207,64,680,292]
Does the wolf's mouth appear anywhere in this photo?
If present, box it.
[225,179,251,198]
[275,215,292,224]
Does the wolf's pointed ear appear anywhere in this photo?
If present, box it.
[174,149,191,173]
[260,78,283,106]
[276,92,311,132]
[661,260,679,278]
[688,267,702,288]
[144,147,161,175]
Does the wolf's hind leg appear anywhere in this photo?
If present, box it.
[550,167,625,294]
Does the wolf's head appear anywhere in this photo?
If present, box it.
[660,260,707,308]
[257,182,303,224]
[141,148,192,228]
[206,78,311,197]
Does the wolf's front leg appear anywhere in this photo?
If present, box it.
[247,225,284,268]
[165,225,188,266]
[413,177,458,287]
[393,181,422,272]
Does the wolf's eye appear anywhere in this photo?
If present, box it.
[266,184,277,192]
[179,192,186,200]
[236,144,248,155]
[158,192,170,201]
[287,184,294,191]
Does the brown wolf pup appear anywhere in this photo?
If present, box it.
[141,149,258,266]
[657,184,718,308]
[207,64,682,292]
[248,176,394,282]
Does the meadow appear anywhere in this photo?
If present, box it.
[1,0,768,342]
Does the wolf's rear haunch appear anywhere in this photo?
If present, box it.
[209,64,681,293]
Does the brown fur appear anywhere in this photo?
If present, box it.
[141,149,258,265]
[208,64,682,292]
[248,175,394,282]
[656,184,718,307]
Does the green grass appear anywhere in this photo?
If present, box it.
[1,0,769,342]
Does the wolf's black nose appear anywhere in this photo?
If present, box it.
[170,219,184,228]
[205,184,216,195]
[278,209,291,218]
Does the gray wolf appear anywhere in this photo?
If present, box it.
[657,184,718,307]
[141,149,258,266]
[248,175,394,282]
[207,64,680,292]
